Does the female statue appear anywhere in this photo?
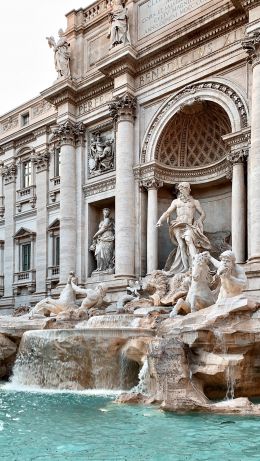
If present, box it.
[90,208,115,273]
[46,29,71,79]
[107,0,131,49]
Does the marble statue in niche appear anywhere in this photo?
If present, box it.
[156,182,211,274]
[46,29,71,79]
[89,133,114,176]
[90,208,115,274]
[107,0,131,49]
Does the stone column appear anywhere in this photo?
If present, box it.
[142,178,163,273]
[52,121,84,284]
[2,162,17,298]
[109,94,136,277]
[31,150,50,295]
[242,31,260,262]
[227,150,248,263]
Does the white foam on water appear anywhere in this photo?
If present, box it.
[0,381,123,397]
[0,421,4,431]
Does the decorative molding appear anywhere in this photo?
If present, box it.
[109,93,137,123]
[242,29,260,67]
[134,159,229,185]
[2,162,17,185]
[50,121,85,146]
[83,177,116,197]
[31,149,50,172]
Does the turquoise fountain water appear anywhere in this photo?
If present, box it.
[0,388,260,461]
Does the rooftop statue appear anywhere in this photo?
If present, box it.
[156,182,211,274]
[107,0,131,49]
[46,29,71,79]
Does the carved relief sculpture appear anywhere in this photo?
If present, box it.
[89,133,114,176]
[46,29,71,79]
[107,0,131,49]
[90,208,115,274]
[156,182,211,274]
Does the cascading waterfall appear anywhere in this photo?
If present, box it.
[214,329,236,400]
[132,358,149,395]
[9,326,154,391]
[78,315,143,329]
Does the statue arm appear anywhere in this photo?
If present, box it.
[156,201,177,227]
[93,219,110,239]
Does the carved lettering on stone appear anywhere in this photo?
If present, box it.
[88,130,115,177]
[138,0,209,39]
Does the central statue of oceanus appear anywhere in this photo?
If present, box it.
[156,182,211,274]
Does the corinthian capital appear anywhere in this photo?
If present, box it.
[141,178,164,190]
[51,121,85,146]
[109,93,137,123]
[242,29,260,66]
[2,161,17,185]
[31,149,50,173]
[227,149,249,165]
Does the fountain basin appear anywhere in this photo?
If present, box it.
[10,328,155,391]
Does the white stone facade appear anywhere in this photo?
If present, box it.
[0,0,260,312]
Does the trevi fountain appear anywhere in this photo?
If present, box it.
[1,0,260,460]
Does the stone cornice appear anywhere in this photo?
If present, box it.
[83,176,116,197]
[134,159,229,185]
[242,0,260,8]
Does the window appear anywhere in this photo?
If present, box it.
[53,236,60,267]
[22,161,32,188]
[21,113,30,126]
[54,148,61,177]
[21,243,31,271]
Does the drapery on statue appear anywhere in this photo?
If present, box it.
[208,250,247,301]
[90,208,115,273]
[156,182,211,274]
[107,0,131,49]
[46,29,71,79]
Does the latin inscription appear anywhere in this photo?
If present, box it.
[138,0,209,39]
[78,92,112,116]
[138,26,245,88]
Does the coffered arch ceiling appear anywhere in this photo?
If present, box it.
[156,101,231,168]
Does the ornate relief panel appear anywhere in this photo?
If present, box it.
[88,126,115,178]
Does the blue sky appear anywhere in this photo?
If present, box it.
[0,1,92,116]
